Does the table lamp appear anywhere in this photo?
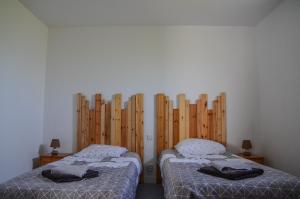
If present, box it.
[50,139,60,155]
[242,140,252,156]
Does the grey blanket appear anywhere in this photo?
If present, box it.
[0,152,140,199]
[160,149,300,199]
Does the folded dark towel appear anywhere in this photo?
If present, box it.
[42,169,99,183]
[198,166,264,180]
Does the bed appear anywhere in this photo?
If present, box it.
[0,150,141,199]
[0,93,144,199]
[159,149,300,199]
[156,93,300,199]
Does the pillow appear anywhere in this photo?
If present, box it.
[75,144,128,159]
[175,139,225,157]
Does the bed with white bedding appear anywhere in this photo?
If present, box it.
[159,149,300,199]
[0,146,141,199]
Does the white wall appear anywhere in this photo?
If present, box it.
[0,0,48,183]
[45,26,258,182]
[255,0,300,177]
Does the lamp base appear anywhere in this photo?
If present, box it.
[243,151,251,156]
[51,149,58,155]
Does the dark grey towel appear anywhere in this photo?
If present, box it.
[198,166,264,180]
[42,169,99,183]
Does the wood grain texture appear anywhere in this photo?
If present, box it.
[199,94,208,139]
[100,103,106,144]
[173,109,179,147]
[189,104,197,138]
[220,93,227,146]
[131,96,136,152]
[164,98,169,149]
[105,102,111,145]
[135,94,141,155]
[85,100,89,148]
[156,94,165,156]
[77,93,144,183]
[80,95,86,150]
[139,94,144,164]
[196,99,201,138]
[110,96,116,145]
[185,100,190,139]
[156,93,227,183]
[114,94,122,146]
[89,109,95,144]
[95,94,101,144]
[127,100,132,150]
[77,94,82,151]
[121,109,127,147]
[168,101,173,149]
[178,94,186,141]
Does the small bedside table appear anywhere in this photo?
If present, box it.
[39,153,71,166]
[238,154,265,164]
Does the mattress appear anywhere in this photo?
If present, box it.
[0,152,141,199]
[159,149,300,199]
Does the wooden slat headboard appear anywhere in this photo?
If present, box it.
[155,93,226,183]
[156,92,226,154]
[76,93,144,163]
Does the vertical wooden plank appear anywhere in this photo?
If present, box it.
[139,94,144,164]
[135,94,141,154]
[77,94,82,151]
[189,104,197,138]
[220,93,227,146]
[173,109,179,146]
[80,96,86,150]
[212,100,218,141]
[156,94,165,184]
[85,100,90,147]
[115,94,122,146]
[95,94,101,144]
[121,109,127,147]
[100,103,105,144]
[196,99,201,138]
[207,110,213,140]
[185,100,190,139]
[105,103,111,144]
[164,98,169,149]
[131,96,136,152]
[168,101,173,149]
[200,94,208,139]
[111,96,116,145]
[127,100,132,150]
[215,97,222,143]
[178,94,186,141]
[156,94,165,156]
[137,94,144,183]
[89,109,95,144]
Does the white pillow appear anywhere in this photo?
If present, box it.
[75,144,128,159]
[175,139,225,157]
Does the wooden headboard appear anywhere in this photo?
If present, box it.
[76,93,144,162]
[156,92,227,153]
[155,93,226,182]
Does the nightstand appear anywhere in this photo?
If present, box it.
[238,154,265,164]
[39,153,71,166]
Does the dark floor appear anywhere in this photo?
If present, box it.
[136,184,164,199]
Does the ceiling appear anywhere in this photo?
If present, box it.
[19,0,282,27]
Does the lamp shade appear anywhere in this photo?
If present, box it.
[242,140,252,150]
[50,139,60,148]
